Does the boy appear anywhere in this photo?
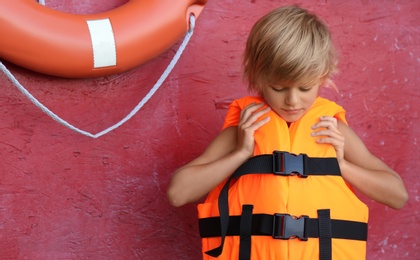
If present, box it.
[167,5,408,260]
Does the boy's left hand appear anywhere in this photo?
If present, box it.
[311,116,345,162]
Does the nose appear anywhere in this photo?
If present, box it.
[285,89,298,106]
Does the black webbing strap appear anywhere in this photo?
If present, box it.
[318,209,332,260]
[231,151,341,178]
[239,205,253,260]
[204,151,342,257]
[199,214,367,241]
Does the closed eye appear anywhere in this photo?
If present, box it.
[299,87,312,92]
[271,86,285,92]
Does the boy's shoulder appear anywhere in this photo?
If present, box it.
[312,97,343,110]
[230,96,263,108]
[309,97,347,123]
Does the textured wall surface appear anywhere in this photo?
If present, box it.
[0,0,419,259]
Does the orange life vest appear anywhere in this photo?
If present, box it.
[197,96,368,259]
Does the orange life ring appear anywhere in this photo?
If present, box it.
[0,0,207,78]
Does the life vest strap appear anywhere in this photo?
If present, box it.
[239,205,253,260]
[205,151,343,257]
[199,213,367,241]
[232,151,341,179]
[318,209,333,260]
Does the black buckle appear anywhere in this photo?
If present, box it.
[273,151,307,177]
[272,214,308,241]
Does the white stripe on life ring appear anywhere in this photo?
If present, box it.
[86,19,117,68]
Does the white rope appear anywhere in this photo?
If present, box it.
[1,15,196,138]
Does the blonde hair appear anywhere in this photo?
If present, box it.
[243,5,338,94]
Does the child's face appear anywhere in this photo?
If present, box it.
[261,80,321,123]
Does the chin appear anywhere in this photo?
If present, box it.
[280,114,300,123]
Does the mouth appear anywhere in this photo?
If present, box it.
[282,108,302,115]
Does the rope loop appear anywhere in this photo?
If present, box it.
[0,11,196,138]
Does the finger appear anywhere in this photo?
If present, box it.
[242,102,265,114]
[312,119,338,130]
[313,136,344,150]
[321,116,338,127]
[313,129,343,141]
[315,137,344,147]
[320,116,337,123]
[247,115,270,131]
[241,106,271,127]
[239,103,265,124]
[312,123,338,132]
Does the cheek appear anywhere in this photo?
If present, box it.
[303,91,318,104]
[268,96,286,110]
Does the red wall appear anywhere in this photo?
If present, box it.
[1,0,419,259]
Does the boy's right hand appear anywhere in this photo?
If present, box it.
[236,102,271,157]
